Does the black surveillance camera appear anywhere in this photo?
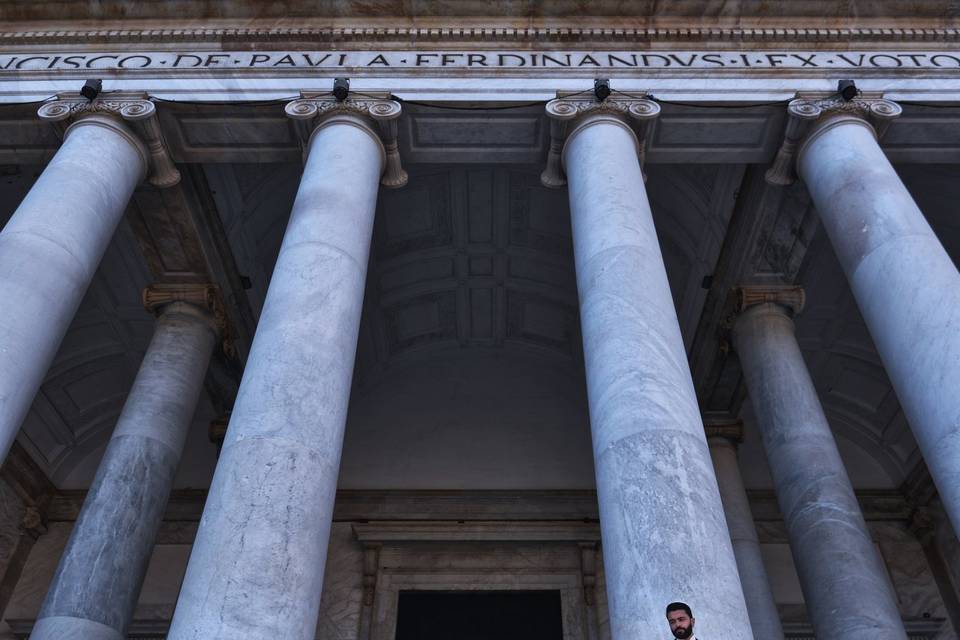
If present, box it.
[838,79,858,102]
[594,78,611,102]
[80,79,102,101]
[333,77,350,102]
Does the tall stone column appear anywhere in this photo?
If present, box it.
[545,95,753,639]
[775,95,960,537]
[0,94,177,467]
[30,288,219,640]
[168,97,404,640]
[706,422,784,640]
[732,287,906,640]
[0,113,146,465]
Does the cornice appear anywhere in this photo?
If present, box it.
[2,25,960,47]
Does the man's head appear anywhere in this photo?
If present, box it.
[666,602,695,639]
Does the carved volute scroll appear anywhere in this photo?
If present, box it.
[766,94,902,186]
[37,92,180,188]
[284,93,408,189]
[541,92,660,188]
[142,283,234,356]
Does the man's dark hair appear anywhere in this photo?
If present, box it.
[666,602,692,618]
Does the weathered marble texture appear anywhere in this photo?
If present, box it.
[733,303,906,640]
[798,116,960,537]
[315,524,364,640]
[0,114,146,466]
[31,304,216,640]
[168,114,384,640]
[709,437,784,640]
[564,112,751,639]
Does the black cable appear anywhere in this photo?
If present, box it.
[149,95,300,106]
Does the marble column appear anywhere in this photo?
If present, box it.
[168,105,390,639]
[706,424,785,640]
[30,293,218,640]
[0,113,147,465]
[553,96,752,639]
[732,288,906,640]
[794,99,960,538]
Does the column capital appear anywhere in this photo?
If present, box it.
[284,92,407,189]
[541,92,660,188]
[765,93,901,186]
[142,283,232,355]
[734,285,805,318]
[704,418,744,445]
[37,92,180,188]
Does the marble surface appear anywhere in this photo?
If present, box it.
[167,115,384,640]
[0,115,145,468]
[799,117,960,538]
[734,303,906,640]
[565,112,751,639]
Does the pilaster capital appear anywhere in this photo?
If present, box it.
[734,285,805,318]
[703,418,744,445]
[541,92,660,188]
[142,283,233,355]
[37,92,180,188]
[765,93,901,186]
[284,92,407,189]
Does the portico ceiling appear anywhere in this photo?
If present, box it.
[0,101,955,494]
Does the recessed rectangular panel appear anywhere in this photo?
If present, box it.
[883,114,960,162]
[648,106,783,163]
[401,106,548,164]
[159,107,299,163]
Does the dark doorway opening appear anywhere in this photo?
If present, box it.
[394,590,564,640]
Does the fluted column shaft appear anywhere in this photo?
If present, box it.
[733,302,906,640]
[798,114,960,537]
[708,435,785,640]
[564,112,752,639]
[168,114,384,640]
[0,115,147,464]
[30,302,216,640]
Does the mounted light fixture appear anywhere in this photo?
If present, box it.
[333,77,350,102]
[838,79,859,101]
[80,79,102,101]
[594,78,611,102]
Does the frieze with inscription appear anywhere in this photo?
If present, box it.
[3,50,960,73]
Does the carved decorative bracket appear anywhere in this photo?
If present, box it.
[37,92,180,188]
[142,283,234,356]
[541,93,660,188]
[766,93,902,186]
[285,93,407,189]
[703,418,744,444]
[734,285,806,317]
